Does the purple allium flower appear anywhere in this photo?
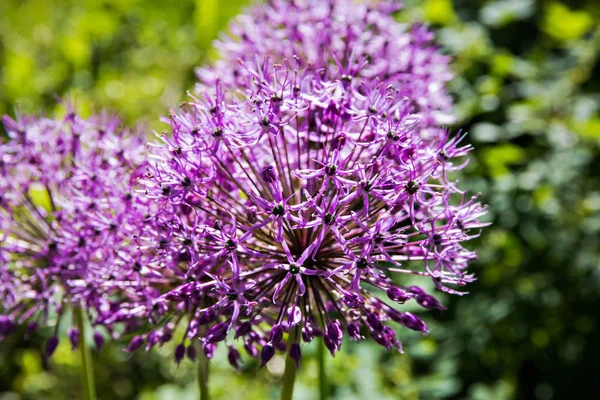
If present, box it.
[197,0,454,129]
[0,106,150,348]
[119,53,487,368]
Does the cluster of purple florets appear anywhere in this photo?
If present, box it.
[0,107,150,354]
[1,0,487,369]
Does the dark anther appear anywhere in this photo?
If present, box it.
[405,180,420,195]
[228,293,238,300]
[272,204,285,216]
[209,106,217,114]
[289,264,300,274]
[225,239,237,251]
[325,164,337,176]
[162,186,172,196]
[357,258,368,269]
[324,213,335,225]
[182,238,193,246]
[191,128,199,136]
[261,117,270,127]
[213,127,223,137]
[369,105,377,114]
[133,262,142,272]
[172,147,182,156]
[125,193,133,201]
[48,241,58,251]
[78,237,86,247]
[293,85,301,92]
[272,94,283,102]
[109,223,117,231]
[181,177,191,187]
[361,180,373,192]
[159,239,168,249]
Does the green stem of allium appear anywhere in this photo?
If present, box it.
[75,306,97,400]
[318,337,328,400]
[197,343,210,400]
[280,330,298,400]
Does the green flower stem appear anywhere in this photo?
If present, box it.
[75,306,97,400]
[280,330,298,400]
[318,337,328,400]
[197,343,210,400]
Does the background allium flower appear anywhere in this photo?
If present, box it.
[0,107,149,346]
[197,0,454,129]
[127,55,487,368]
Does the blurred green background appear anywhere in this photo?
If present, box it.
[1,0,599,399]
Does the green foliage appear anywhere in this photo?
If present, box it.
[1,0,599,399]
[0,0,246,132]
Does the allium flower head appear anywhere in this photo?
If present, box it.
[127,55,487,368]
[0,107,149,345]
[197,0,454,128]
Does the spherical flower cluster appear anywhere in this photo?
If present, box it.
[0,108,149,354]
[197,0,454,130]
[119,54,487,369]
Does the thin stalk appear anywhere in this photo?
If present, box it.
[280,330,298,400]
[197,343,210,400]
[318,337,328,400]
[75,306,97,400]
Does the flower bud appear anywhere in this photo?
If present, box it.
[416,294,446,310]
[260,343,275,368]
[386,286,411,303]
[269,324,284,344]
[244,341,258,358]
[175,343,186,365]
[203,343,217,359]
[187,344,197,361]
[302,325,314,343]
[205,322,228,343]
[235,321,252,338]
[287,306,302,326]
[45,336,60,358]
[93,331,105,350]
[347,322,363,341]
[400,312,429,334]
[366,313,383,332]
[228,347,242,371]
[126,335,144,352]
[68,327,80,350]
